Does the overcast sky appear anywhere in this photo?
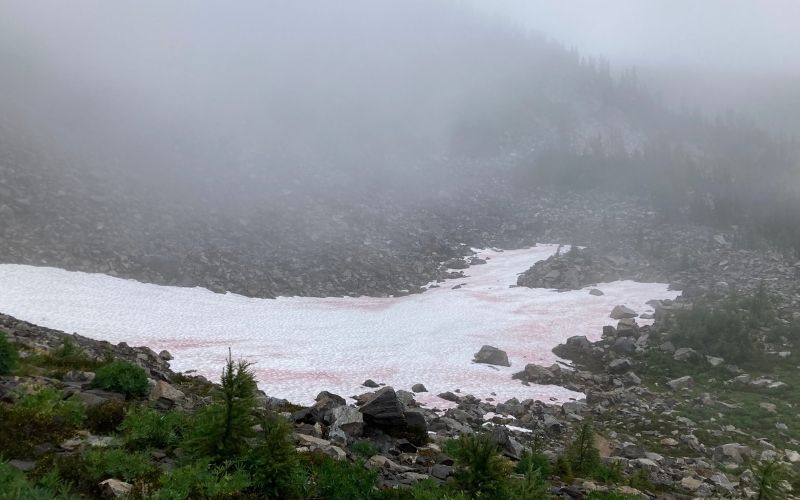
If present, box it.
[477,0,800,76]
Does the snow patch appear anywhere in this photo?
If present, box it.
[0,245,678,407]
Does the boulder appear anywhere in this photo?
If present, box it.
[99,479,133,498]
[328,406,364,443]
[430,464,453,480]
[589,289,604,296]
[489,426,524,460]
[565,335,592,351]
[608,358,633,374]
[673,347,698,362]
[411,383,428,393]
[359,387,406,428]
[473,345,510,367]
[610,305,637,319]
[362,379,380,388]
[713,443,752,464]
[514,364,555,384]
[149,381,185,409]
[667,376,693,391]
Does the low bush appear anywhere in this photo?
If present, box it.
[86,399,128,434]
[38,338,107,374]
[448,433,512,499]
[352,440,379,460]
[84,448,157,483]
[15,387,86,427]
[0,331,18,375]
[121,406,187,450]
[0,388,86,458]
[0,461,76,500]
[243,412,305,498]
[310,456,377,500]
[93,360,149,398]
[153,461,251,500]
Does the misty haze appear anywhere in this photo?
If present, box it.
[0,1,798,498]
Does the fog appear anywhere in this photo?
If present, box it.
[0,1,797,223]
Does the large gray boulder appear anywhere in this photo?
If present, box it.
[359,387,406,428]
[473,345,510,367]
[610,305,638,319]
[328,406,364,443]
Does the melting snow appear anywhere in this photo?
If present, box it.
[0,245,679,407]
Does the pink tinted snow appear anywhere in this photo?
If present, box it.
[0,245,679,407]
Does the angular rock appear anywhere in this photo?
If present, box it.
[149,380,185,409]
[328,406,364,443]
[99,479,133,498]
[473,345,510,367]
[667,375,693,391]
[610,305,637,319]
[359,387,406,428]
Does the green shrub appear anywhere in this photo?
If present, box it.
[243,412,304,498]
[626,468,655,491]
[585,492,640,500]
[93,360,150,398]
[510,465,549,499]
[399,480,468,499]
[185,351,257,462]
[154,461,251,500]
[16,387,86,428]
[593,461,623,484]
[121,406,187,450]
[448,433,512,499]
[755,460,790,500]
[0,388,86,458]
[566,421,601,476]
[516,447,550,477]
[0,331,18,375]
[310,456,377,500]
[0,461,76,500]
[81,448,158,484]
[86,399,128,434]
[352,440,379,460]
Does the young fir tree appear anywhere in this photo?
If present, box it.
[186,350,258,462]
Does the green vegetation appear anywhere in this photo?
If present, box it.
[0,461,76,500]
[0,387,86,457]
[92,360,150,398]
[566,421,601,477]
[755,461,792,500]
[85,399,127,434]
[185,351,258,461]
[0,331,18,375]
[448,433,513,499]
[121,406,187,450]
[154,461,251,500]
[243,412,304,498]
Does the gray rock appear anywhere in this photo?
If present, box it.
[589,289,604,296]
[673,347,698,361]
[149,380,185,409]
[612,337,636,355]
[411,383,428,393]
[430,464,453,480]
[713,443,752,464]
[363,379,380,388]
[329,406,364,443]
[667,375,693,390]
[608,358,633,374]
[99,479,133,498]
[610,305,638,319]
[359,387,406,429]
[473,345,510,367]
